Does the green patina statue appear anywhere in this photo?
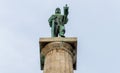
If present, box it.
[48,4,69,37]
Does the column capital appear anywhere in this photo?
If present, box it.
[41,42,73,57]
[39,37,77,70]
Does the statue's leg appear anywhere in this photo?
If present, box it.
[59,25,65,37]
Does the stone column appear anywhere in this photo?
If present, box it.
[41,42,73,73]
[39,38,77,73]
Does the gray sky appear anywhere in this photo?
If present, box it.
[0,0,120,73]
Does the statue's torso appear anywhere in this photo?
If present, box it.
[53,14,64,25]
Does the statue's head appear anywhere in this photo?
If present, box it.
[55,8,61,14]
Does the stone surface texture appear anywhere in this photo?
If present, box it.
[39,37,77,73]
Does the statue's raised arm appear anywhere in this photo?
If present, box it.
[64,4,69,16]
[63,4,69,24]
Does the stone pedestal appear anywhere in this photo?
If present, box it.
[39,37,77,73]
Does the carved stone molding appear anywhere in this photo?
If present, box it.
[41,42,74,57]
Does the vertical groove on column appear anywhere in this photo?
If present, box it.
[59,50,61,73]
[65,49,67,73]
[67,51,70,73]
[49,51,52,73]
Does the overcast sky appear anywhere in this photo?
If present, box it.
[0,0,120,73]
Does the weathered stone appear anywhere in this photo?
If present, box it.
[39,37,77,73]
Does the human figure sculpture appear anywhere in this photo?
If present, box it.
[48,4,69,37]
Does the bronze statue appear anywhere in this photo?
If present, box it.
[48,4,69,37]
